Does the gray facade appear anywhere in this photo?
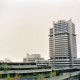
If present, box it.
[49,19,77,66]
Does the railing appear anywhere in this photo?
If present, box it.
[0,69,52,74]
[41,71,80,80]
[0,71,80,80]
[0,65,37,68]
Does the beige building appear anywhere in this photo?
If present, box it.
[23,53,44,63]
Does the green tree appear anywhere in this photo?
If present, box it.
[37,74,44,80]
[50,71,56,77]
[14,73,20,80]
[7,73,10,80]
[1,64,7,71]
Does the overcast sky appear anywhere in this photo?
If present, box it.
[0,0,80,62]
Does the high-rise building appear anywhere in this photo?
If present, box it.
[49,19,77,68]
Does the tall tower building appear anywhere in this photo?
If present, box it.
[49,19,77,68]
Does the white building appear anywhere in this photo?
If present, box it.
[23,53,44,63]
[0,58,12,63]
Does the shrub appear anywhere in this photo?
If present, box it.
[37,74,44,80]
[50,71,56,77]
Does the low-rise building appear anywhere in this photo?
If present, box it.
[74,58,80,64]
[23,53,44,63]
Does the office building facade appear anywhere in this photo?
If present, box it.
[49,19,77,67]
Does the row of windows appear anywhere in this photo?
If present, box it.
[49,47,53,49]
[55,37,68,39]
[55,46,68,48]
[49,37,53,39]
[49,41,53,43]
[49,39,53,42]
[49,38,68,40]
[55,28,68,32]
[55,54,70,56]
[55,52,70,54]
[55,44,68,46]
[55,52,69,53]
[55,50,69,52]
[55,39,68,41]
[55,26,68,29]
[49,46,53,47]
[55,25,68,28]
[55,54,69,56]
[55,30,68,33]
[55,33,69,36]
[55,34,68,36]
[55,36,68,38]
[55,57,70,59]
[49,44,53,45]
[49,43,69,46]
[49,50,53,52]
[49,39,53,41]
[55,38,68,40]
[50,28,53,31]
[49,50,53,51]
[55,61,70,62]
[55,42,68,44]
[55,48,69,50]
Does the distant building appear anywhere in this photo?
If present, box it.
[0,58,12,63]
[23,53,44,63]
[49,19,77,68]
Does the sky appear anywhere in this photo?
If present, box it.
[0,0,80,62]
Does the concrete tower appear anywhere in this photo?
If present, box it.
[49,19,77,68]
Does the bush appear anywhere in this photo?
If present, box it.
[50,71,56,77]
[37,74,44,80]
